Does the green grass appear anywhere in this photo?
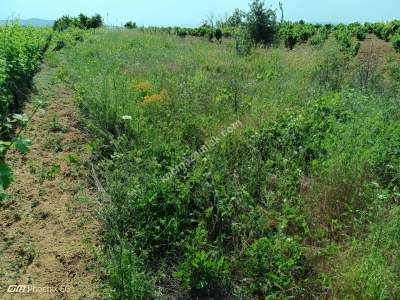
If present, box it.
[48,29,400,299]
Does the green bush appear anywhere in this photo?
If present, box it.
[381,20,400,42]
[279,24,298,50]
[279,22,321,49]
[392,34,400,52]
[124,21,137,29]
[108,244,155,299]
[176,28,187,38]
[346,22,367,41]
[0,24,51,196]
[372,22,386,39]
[313,45,349,90]
[243,236,304,296]
[175,225,230,295]
[234,26,253,55]
[53,13,103,31]
[335,28,361,56]
[215,28,222,42]
[355,28,367,41]
[50,27,89,50]
[195,24,211,37]
[0,24,51,117]
[208,29,214,42]
[310,34,325,47]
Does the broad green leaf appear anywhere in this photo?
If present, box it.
[0,141,12,146]
[0,160,13,190]
[12,113,29,123]
[12,137,32,155]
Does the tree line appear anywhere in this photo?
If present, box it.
[53,13,103,31]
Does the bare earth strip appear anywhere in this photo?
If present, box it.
[358,34,397,63]
[0,62,101,299]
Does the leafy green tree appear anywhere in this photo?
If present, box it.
[53,14,103,31]
[246,0,277,46]
[76,13,89,29]
[124,21,137,29]
[53,15,73,31]
[227,9,245,27]
[87,14,103,29]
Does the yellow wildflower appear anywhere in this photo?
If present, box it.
[159,89,169,99]
[130,81,153,92]
[142,89,169,106]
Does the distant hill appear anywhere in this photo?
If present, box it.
[0,18,54,27]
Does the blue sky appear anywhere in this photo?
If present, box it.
[2,0,400,26]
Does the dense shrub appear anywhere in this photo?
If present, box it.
[279,22,324,49]
[208,29,214,42]
[347,22,367,41]
[194,24,213,37]
[310,28,329,46]
[50,27,90,51]
[234,26,253,55]
[0,24,51,118]
[335,27,361,56]
[52,16,73,32]
[124,21,137,29]
[371,22,386,39]
[309,35,323,46]
[355,29,367,41]
[279,23,298,50]
[0,24,51,196]
[53,14,103,31]
[175,225,230,296]
[313,44,350,90]
[176,28,187,38]
[215,28,222,42]
[242,236,304,297]
[392,33,400,52]
[382,20,400,41]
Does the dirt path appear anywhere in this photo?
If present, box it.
[0,62,101,299]
[358,34,395,61]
